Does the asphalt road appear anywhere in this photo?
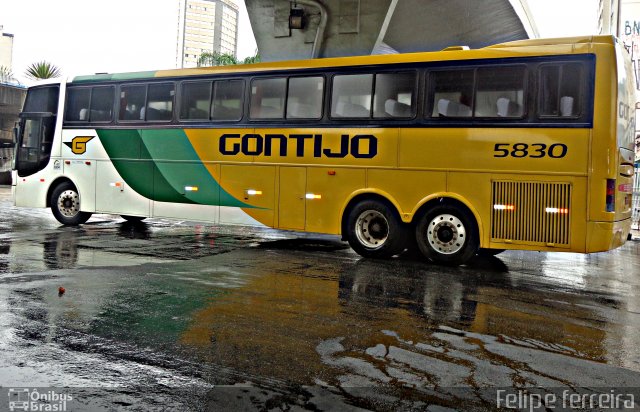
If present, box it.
[1,186,639,411]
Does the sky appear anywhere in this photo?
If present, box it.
[1,0,597,85]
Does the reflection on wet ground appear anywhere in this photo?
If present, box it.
[1,187,640,410]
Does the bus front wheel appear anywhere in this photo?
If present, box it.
[415,203,478,265]
[121,215,146,223]
[50,181,92,226]
[346,200,407,259]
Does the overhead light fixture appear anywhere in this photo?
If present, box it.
[289,6,305,30]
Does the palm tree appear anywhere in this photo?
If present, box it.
[197,52,238,67]
[25,61,61,80]
[0,66,14,83]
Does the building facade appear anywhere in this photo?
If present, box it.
[0,26,14,70]
[176,0,239,68]
[598,0,640,94]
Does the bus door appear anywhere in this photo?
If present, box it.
[14,85,59,178]
[14,112,56,177]
[278,166,306,230]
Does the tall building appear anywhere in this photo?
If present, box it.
[176,0,239,68]
[598,0,621,35]
[0,25,14,70]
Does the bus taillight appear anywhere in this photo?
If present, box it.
[606,179,615,212]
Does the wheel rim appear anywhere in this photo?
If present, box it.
[57,190,80,218]
[355,210,389,249]
[426,213,466,255]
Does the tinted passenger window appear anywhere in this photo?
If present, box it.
[373,72,416,118]
[146,83,174,121]
[430,70,474,117]
[212,80,244,121]
[65,88,90,121]
[331,74,372,118]
[475,66,525,118]
[539,63,582,117]
[287,76,324,119]
[119,85,146,121]
[180,81,211,120]
[250,78,285,119]
[90,86,114,122]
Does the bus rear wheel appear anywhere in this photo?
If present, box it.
[346,199,407,259]
[478,248,505,257]
[415,203,478,265]
[50,181,92,226]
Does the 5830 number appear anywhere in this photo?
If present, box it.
[493,143,567,158]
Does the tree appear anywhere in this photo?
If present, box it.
[197,52,238,67]
[241,53,261,65]
[0,66,14,83]
[25,61,61,80]
[196,51,261,67]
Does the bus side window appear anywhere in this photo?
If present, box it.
[89,86,114,122]
[330,74,373,118]
[250,78,286,119]
[539,63,582,118]
[119,85,146,122]
[286,76,324,119]
[475,65,525,118]
[212,79,244,121]
[429,70,474,118]
[373,72,417,119]
[146,83,175,122]
[180,81,212,120]
[65,88,90,122]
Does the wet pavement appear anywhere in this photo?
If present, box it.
[1,186,640,411]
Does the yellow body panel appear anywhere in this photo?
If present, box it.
[219,165,276,225]
[399,128,590,175]
[586,219,632,252]
[306,167,366,233]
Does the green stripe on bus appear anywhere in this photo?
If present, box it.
[96,129,252,208]
[139,129,251,207]
[73,71,158,83]
[97,129,192,203]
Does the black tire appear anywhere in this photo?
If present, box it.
[121,215,146,223]
[415,202,479,265]
[50,181,92,225]
[346,199,408,259]
[478,248,505,257]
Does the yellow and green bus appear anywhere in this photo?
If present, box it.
[12,35,635,265]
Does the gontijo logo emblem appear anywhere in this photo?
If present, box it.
[64,136,94,155]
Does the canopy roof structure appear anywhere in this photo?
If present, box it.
[245,0,538,61]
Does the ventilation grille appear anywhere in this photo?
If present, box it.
[491,181,571,246]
